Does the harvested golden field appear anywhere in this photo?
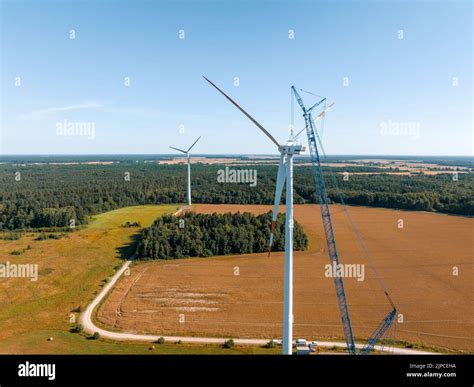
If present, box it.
[97,204,473,352]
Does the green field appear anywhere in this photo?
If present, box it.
[0,329,279,354]
[0,204,224,354]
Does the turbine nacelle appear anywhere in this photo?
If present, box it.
[280,143,305,155]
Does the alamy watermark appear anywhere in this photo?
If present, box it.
[0,262,38,281]
[325,262,365,282]
[380,120,420,140]
[18,362,55,381]
[217,167,257,187]
[55,119,95,140]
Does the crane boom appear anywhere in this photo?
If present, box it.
[360,307,397,354]
[292,86,396,355]
[305,112,357,355]
[292,87,357,354]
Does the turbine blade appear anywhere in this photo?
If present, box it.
[314,102,335,122]
[268,154,286,257]
[203,76,281,149]
[170,146,187,154]
[187,136,201,153]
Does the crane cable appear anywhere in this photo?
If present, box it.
[298,87,325,100]
[318,100,327,143]
[311,115,396,310]
[291,88,294,138]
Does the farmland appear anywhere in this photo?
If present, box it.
[97,204,473,353]
[0,154,472,354]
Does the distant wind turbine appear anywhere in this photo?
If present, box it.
[170,137,201,206]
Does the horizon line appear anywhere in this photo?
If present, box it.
[0,153,472,158]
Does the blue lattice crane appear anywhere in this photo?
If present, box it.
[291,86,397,355]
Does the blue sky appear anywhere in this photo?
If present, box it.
[1,0,472,155]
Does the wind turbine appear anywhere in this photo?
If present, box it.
[170,137,201,206]
[204,76,304,355]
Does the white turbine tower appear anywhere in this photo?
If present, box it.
[204,76,304,355]
[170,137,201,206]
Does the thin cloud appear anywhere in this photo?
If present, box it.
[18,102,206,122]
[19,101,104,121]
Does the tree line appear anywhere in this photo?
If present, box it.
[135,211,308,259]
[0,162,472,230]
